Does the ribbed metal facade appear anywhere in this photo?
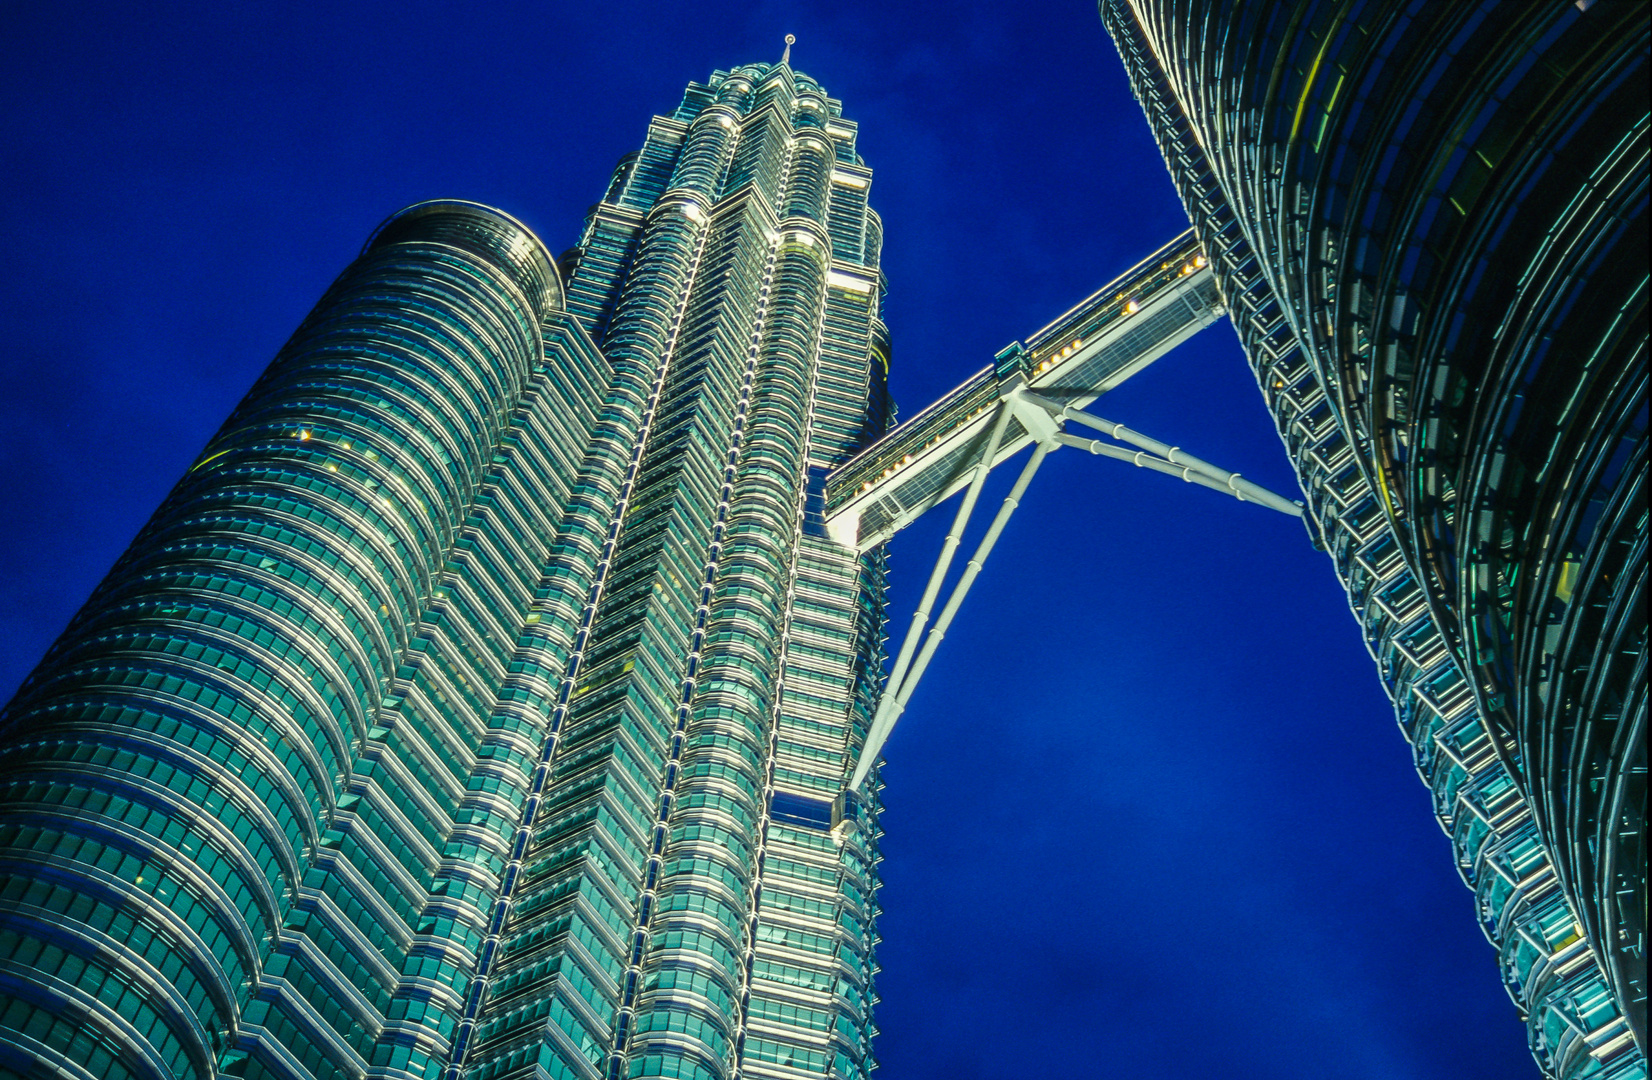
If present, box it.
[1100,1,1647,1074]
[0,57,892,1080]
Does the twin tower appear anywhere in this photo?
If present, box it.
[0,1,1646,1077]
[0,60,890,1080]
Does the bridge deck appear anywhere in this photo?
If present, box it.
[824,229,1223,551]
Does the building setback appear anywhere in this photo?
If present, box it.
[0,58,891,1080]
[1099,0,1647,1074]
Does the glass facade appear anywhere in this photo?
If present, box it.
[1100,1,1647,1074]
[0,58,892,1080]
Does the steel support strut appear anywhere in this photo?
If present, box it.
[854,403,1012,786]
[849,435,1053,791]
[886,401,1013,695]
[844,384,1304,794]
[1022,390,1302,516]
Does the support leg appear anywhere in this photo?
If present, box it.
[849,439,1054,791]
[856,404,1012,783]
[1022,390,1302,516]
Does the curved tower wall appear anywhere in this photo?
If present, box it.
[0,62,894,1080]
[0,202,605,1080]
[1101,1,1647,1073]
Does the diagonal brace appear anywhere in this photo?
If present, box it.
[855,402,1012,782]
[886,401,1014,693]
[849,437,1054,791]
[1054,433,1303,515]
[1022,390,1302,516]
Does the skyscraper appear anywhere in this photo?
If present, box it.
[1100,0,1647,1074]
[0,54,891,1080]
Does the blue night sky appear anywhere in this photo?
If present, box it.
[1,2,1536,1077]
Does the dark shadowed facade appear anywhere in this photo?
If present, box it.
[1100,0,1647,1074]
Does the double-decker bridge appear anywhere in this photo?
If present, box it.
[820,229,1305,807]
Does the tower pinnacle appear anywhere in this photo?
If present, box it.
[781,33,794,65]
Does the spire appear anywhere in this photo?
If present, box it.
[780,33,794,66]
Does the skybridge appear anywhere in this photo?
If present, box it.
[825,229,1306,804]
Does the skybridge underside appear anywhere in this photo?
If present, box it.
[824,229,1224,551]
